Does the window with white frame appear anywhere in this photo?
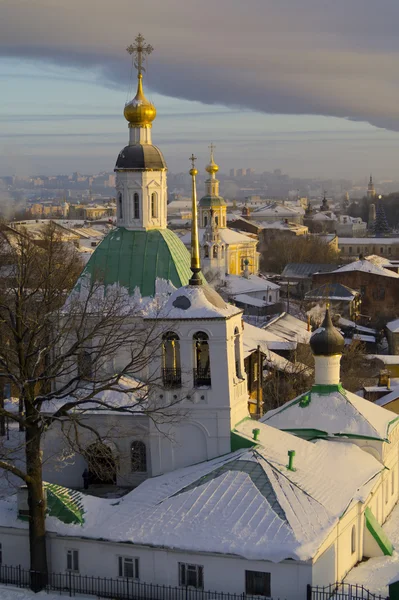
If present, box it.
[179,563,204,589]
[118,556,139,579]
[66,549,79,572]
[245,570,271,596]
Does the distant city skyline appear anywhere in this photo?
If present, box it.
[3,1,399,179]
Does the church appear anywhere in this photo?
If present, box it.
[0,36,398,600]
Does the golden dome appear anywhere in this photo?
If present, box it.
[205,144,219,175]
[206,159,219,175]
[124,74,156,128]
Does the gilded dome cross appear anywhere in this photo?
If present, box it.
[126,34,154,75]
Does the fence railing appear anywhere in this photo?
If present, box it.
[162,368,182,388]
[193,367,211,387]
[308,583,389,600]
[0,564,284,600]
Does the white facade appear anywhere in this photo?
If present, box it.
[116,170,167,231]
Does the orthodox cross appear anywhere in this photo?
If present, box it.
[126,34,154,75]
[190,153,197,169]
[209,142,216,162]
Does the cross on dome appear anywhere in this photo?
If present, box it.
[126,34,154,75]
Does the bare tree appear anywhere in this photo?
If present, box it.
[0,222,184,590]
[260,234,340,274]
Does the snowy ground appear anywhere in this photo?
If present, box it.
[0,584,92,600]
[345,502,399,596]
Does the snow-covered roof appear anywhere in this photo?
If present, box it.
[331,259,399,279]
[386,318,399,333]
[262,385,399,442]
[251,203,305,217]
[338,317,377,335]
[242,322,296,357]
[281,263,337,279]
[149,285,242,320]
[180,228,256,246]
[263,312,311,344]
[233,294,268,308]
[0,423,382,564]
[352,333,376,343]
[223,274,280,296]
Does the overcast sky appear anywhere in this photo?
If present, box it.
[2,0,399,179]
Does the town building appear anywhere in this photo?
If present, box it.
[313,258,399,323]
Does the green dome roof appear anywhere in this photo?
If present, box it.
[199,195,227,208]
[83,227,203,297]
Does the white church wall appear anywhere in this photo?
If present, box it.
[47,535,312,600]
[42,413,151,489]
[0,529,30,569]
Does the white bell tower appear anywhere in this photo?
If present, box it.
[114,34,168,231]
[145,155,250,476]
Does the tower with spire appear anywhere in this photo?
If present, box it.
[181,145,259,277]
[81,35,197,299]
[367,174,376,199]
[145,157,250,475]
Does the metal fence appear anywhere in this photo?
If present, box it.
[0,564,284,600]
[308,583,389,600]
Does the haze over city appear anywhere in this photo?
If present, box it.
[2,0,399,179]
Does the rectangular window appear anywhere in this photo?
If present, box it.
[245,570,271,597]
[118,556,139,579]
[179,563,204,589]
[389,247,392,255]
[3,383,11,399]
[66,549,79,572]
[349,246,352,254]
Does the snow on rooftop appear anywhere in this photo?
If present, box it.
[233,294,269,307]
[0,425,382,564]
[375,387,399,407]
[147,285,241,320]
[180,227,256,246]
[332,259,399,279]
[262,386,399,442]
[242,322,296,357]
[264,312,311,344]
[224,274,280,295]
[368,355,399,366]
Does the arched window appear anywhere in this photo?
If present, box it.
[269,295,272,303]
[213,246,218,258]
[221,246,225,258]
[118,192,123,219]
[204,215,208,227]
[131,441,147,472]
[223,216,226,227]
[351,525,356,554]
[204,245,209,258]
[134,193,140,219]
[162,332,181,387]
[151,192,157,218]
[234,326,242,378]
[193,332,211,386]
[215,216,219,226]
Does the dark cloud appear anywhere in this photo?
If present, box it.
[2,0,399,130]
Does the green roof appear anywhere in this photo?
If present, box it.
[45,483,85,525]
[83,227,203,297]
[199,195,227,208]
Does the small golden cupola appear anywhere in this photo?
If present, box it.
[124,34,157,129]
